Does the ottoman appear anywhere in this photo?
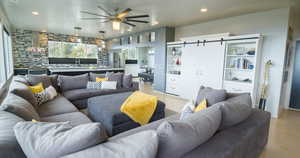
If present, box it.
[88,92,165,136]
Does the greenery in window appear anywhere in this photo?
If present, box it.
[48,41,98,58]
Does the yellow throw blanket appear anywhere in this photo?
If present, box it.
[120,91,158,125]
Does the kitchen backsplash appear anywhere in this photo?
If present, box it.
[12,29,109,68]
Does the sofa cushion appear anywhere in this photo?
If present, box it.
[9,80,38,106]
[182,109,270,158]
[89,72,106,81]
[37,95,78,117]
[12,75,28,84]
[14,121,107,158]
[0,111,26,158]
[195,86,226,106]
[26,74,52,88]
[123,74,133,88]
[106,72,123,88]
[41,112,92,126]
[0,93,40,121]
[62,130,158,158]
[156,105,222,158]
[63,88,137,101]
[59,74,89,91]
[219,102,253,130]
[110,114,180,140]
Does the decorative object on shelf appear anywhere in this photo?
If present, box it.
[258,60,272,111]
[81,6,150,31]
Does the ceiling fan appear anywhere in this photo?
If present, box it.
[81,6,150,31]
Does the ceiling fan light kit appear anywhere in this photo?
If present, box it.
[112,20,121,31]
[81,6,150,31]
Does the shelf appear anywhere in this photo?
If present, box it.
[226,55,255,57]
[225,68,254,71]
[224,80,252,85]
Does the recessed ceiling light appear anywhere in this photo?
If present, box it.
[32,11,39,16]
[200,8,208,12]
[41,29,47,33]
[152,21,159,26]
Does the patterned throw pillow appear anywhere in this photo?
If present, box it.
[34,91,49,106]
[86,81,102,89]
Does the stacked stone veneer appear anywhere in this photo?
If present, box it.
[12,29,109,68]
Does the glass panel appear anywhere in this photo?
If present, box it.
[0,24,6,87]
[48,41,98,58]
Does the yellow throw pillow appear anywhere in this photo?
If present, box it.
[32,119,38,123]
[194,99,207,112]
[28,83,44,94]
[96,77,108,82]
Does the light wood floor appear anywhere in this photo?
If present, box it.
[140,83,300,158]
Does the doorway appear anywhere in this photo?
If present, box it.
[290,41,300,109]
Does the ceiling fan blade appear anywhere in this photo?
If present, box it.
[81,18,108,20]
[80,11,108,17]
[98,20,111,23]
[125,15,149,19]
[117,8,132,19]
[126,19,149,23]
[122,21,136,27]
[97,6,113,16]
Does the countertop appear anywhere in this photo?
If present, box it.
[48,67,124,73]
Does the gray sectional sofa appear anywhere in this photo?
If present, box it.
[0,74,271,158]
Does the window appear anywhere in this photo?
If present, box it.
[48,41,98,59]
[0,24,13,88]
[0,24,6,87]
[3,28,13,78]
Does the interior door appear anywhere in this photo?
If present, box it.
[290,41,300,109]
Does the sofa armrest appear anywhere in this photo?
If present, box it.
[132,82,139,90]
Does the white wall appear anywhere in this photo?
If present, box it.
[0,5,12,32]
[175,8,290,118]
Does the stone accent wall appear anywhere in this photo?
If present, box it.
[12,29,108,68]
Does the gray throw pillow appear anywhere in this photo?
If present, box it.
[59,73,89,91]
[0,93,40,121]
[62,130,158,158]
[218,102,252,130]
[195,86,226,106]
[14,122,108,158]
[123,74,133,88]
[106,72,123,88]
[49,74,59,91]
[89,72,106,81]
[8,81,37,107]
[86,81,102,89]
[156,105,222,158]
[26,75,52,88]
[226,93,252,106]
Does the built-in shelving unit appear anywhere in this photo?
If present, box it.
[222,35,263,106]
[166,42,182,95]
